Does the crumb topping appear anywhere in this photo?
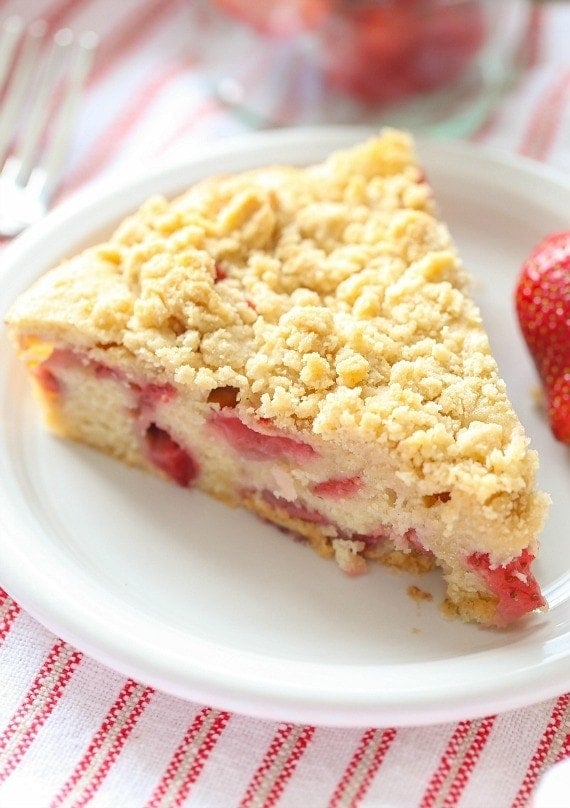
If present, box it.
[6,129,544,506]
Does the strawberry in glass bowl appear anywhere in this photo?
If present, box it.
[320,0,487,106]
[197,0,532,133]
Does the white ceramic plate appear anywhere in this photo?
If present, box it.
[1,128,569,728]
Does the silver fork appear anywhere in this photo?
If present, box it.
[0,16,98,238]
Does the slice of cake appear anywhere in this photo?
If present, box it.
[6,129,550,626]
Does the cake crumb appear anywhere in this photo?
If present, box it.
[407,585,433,603]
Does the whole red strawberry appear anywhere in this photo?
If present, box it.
[515,231,570,443]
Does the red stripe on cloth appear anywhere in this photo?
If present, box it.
[36,0,95,34]
[50,679,154,808]
[147,707,231,807]
[511,693,570,808]
[329,727,397,808]
[239,724,316,808]
[470,108,501,143]
[522,6,545,70]
[41,0,182,87]
[518,67,570,161]
[556,730,570,762]
[438,716,495,807]
[92,0,183,83]
[419,716,496,808]
[452,716,496,795]
[0,589,21,644]
[0,639,82,782]
[471,7,544,144]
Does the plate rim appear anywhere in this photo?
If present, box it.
[1,126,569,727]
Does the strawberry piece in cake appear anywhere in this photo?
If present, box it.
[6,129,549,626]
[144,424,199,488]
[466,550,544,627]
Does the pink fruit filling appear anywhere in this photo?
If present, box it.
[93,363,124,382]
[209,414,317,463]
[261,489,328,525]
[33,348,75,393]
[258,491,417,557]
[144,423,199,487]
[134,381,177,409]
[34,348,199,488]
[311,475,362,499]
[406,530,434,557]
[468,550,546,625]
[36,350,179,412]
[34,364,60,394]
[213,261,226,282]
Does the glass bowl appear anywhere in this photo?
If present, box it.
[189,0,534,137]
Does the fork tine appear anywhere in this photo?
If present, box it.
[34,30,98,203]
[15,27,74,185]
[0,21,97,238]
[0,19,47,163]
[0,16,24,91]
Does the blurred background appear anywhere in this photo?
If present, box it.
[2,0,569,198]
[191,0,537,135]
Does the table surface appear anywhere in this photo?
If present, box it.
[0,1,569,806]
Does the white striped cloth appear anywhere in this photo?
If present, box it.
[0,1,569,806]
